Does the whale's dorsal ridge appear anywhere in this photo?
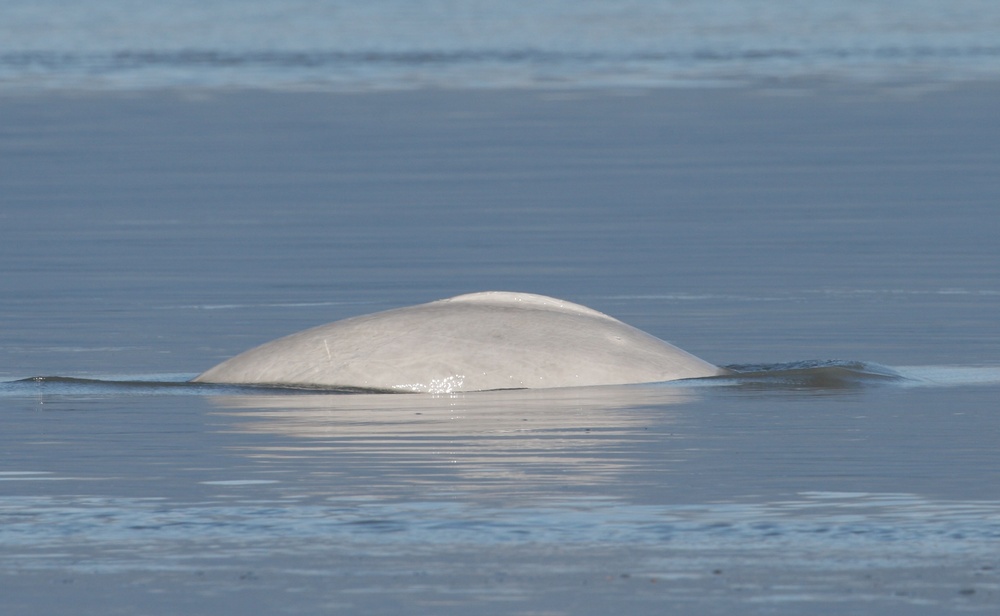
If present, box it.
[194,291,724,392]
[439,291,618,322]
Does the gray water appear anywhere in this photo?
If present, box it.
[2,48,1000,616]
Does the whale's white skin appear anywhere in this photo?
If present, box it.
[193,291,726,393]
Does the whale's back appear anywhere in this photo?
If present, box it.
[194,291,725,392]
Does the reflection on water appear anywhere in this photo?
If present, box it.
[211,385,693,493]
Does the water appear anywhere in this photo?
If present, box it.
[2,7,1000,612]
[3,373,1000,613]
[2,0,1000,91]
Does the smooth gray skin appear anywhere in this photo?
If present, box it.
[193,291,727,393]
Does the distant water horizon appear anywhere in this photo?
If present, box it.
[4,0,1000,91]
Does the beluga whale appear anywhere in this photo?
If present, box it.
[193,291,727,393]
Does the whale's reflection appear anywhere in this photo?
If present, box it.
[209,385,696,497]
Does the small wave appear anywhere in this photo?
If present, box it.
[3,491,999,553]
[4,45,1000,91]
[716,360,906,389]
[714,361,1000,389]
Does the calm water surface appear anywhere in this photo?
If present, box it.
[2,84,999,613]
